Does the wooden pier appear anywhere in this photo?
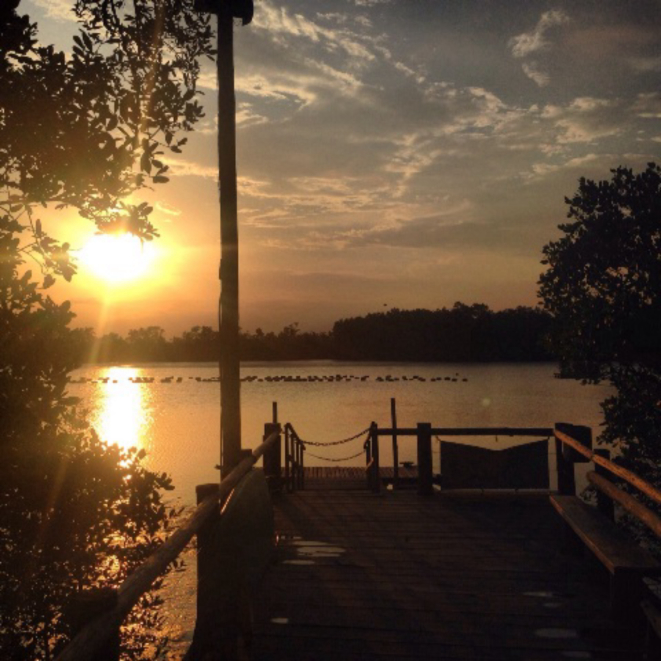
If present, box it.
[252,489,642,660]
[56,422,661,661]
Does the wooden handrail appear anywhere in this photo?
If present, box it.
[376,427,554,437]
[56,431,280,661]
[588,471,661,538]
[555,429,661,508]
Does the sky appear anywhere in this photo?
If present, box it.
[24,0,661,335]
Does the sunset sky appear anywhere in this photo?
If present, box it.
[26,0,661,335]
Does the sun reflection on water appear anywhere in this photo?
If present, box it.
[91,366,153,454]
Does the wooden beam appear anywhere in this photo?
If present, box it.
[56,431,280,661]
[556,430,661,508]
[588,471,661,538]
[217,0,241,474]
[375,427,554,437]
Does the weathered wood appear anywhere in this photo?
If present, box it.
[555,429,661,507]
[376,427,554,437]
[252,490,645,660]
[391,398,399,489]
[217,0,242,475]
[417,423,433,496]
[188,483,222,657]
[641,599,661,658]
[594,449,615,522]
[57,431,280,661]
[370,422,380,493]
[550,494,660,618]
[554,424,576,496]
[188,470,274,660]
[588,471,661,538]
[550,495,659,575]
[263,422,282,493]
[67,588,119,661]
[556,422,592,463]
[284,426,291,492]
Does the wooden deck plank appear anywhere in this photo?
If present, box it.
[252,490,644,660]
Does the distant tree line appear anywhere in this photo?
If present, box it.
[72,303,554,364]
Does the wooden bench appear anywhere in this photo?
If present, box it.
[550,494,661,619]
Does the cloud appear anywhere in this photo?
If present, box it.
[633,93,661,119]
[628,56,661,73]
[521,62,550,88]
[542,97,624,143]
[352,0,392,6]
[509,10,570,58]
[155,202,181,217]
[509,9,569,87]
[164,157,217,180]
[29,0,75,22]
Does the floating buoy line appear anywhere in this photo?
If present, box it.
[66,373,469,385]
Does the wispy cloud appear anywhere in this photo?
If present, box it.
[509,9,570,58]
[29,0,75,22]
[509,9,569,87]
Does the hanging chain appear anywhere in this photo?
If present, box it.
[304,448,367,462]
[296,427,371,447]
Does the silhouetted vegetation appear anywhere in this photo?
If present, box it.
[332,304,553,362]
[539,163,661,547]
[0,1,213,657]
[73,304,553,364]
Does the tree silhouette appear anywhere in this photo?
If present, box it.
[0,2,214,657]
[539,163,661,538]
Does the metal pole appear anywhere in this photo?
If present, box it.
[217,4,241,476]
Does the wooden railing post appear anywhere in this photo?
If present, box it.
[190,483,221,657]
[371,422,380,493]
[67,588,119,661]
[417,423,433,496]
[555,423,577,496]
[594,448,615,522]
[262,422,282,493]
[391,398,399,489]
[284,425,291,493]
[365,430,373,490]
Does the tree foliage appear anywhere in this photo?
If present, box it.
[0,1,214,657]
[539,163,661,532]
[1,0,214,268]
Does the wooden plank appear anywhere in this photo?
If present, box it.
[251,490,645,660]
[549,495,660,574]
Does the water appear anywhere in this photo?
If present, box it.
[69,361,611,504]
[68,361,611,655]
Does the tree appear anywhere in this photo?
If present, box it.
[539,163,661,538]
[0,1,214,657]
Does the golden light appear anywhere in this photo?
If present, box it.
[92,367,152,453]
[77,233,156,283]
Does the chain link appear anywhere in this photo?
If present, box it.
[296,427,371,447]
[304,448,367,462]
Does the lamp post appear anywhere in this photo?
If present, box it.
[194,0,253,475]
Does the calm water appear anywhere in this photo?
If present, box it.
[68,361,612,655]
[69,361,612,504]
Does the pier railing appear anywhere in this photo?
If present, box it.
[55,429,281,661]
[367,423,554,494]
[554,424,661,535]
[283,423,305,492]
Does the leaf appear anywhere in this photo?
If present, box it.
[152,176,169,184]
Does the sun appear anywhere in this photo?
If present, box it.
[77,233,157,284]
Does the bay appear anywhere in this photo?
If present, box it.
[69,360,611,505]
[68,360,612,656]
